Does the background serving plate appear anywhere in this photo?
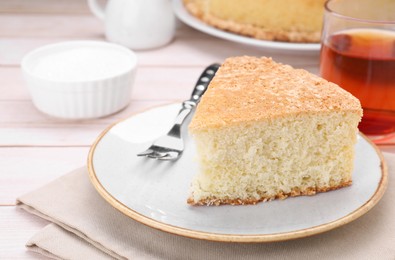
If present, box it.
[88,104,387,242]
[172,0,321,52]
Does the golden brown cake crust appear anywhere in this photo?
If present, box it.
[183,0,321,43]
[187,180,352,206]
[189,56,363,132]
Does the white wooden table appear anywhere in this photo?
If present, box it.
[1,1,394,258]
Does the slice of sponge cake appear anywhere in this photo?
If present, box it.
[188,56,362,206]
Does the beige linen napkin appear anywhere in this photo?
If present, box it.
[17,153,395,260]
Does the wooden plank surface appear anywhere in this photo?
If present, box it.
[0,100,166,125]
[0,15,103,38]
[0,147,89,205]
[0,207,48,259]
[0,0,91,14]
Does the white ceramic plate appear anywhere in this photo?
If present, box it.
[172,0,321,52]
[88,104,387,242]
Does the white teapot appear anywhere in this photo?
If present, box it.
[88,0,176,49]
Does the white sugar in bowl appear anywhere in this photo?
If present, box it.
[21,41,137,119]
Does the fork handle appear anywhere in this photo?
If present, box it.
[171,64,220,128]
[188,63,220,105]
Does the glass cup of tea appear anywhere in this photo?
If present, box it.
[320,0,395,142]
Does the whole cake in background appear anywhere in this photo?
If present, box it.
[188,56,362,206]
[183,0,326,43]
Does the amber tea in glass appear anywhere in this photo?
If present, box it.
[320,0,395,139]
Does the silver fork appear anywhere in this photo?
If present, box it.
[137,63,220,160]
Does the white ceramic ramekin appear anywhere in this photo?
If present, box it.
[21,41,137,119]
